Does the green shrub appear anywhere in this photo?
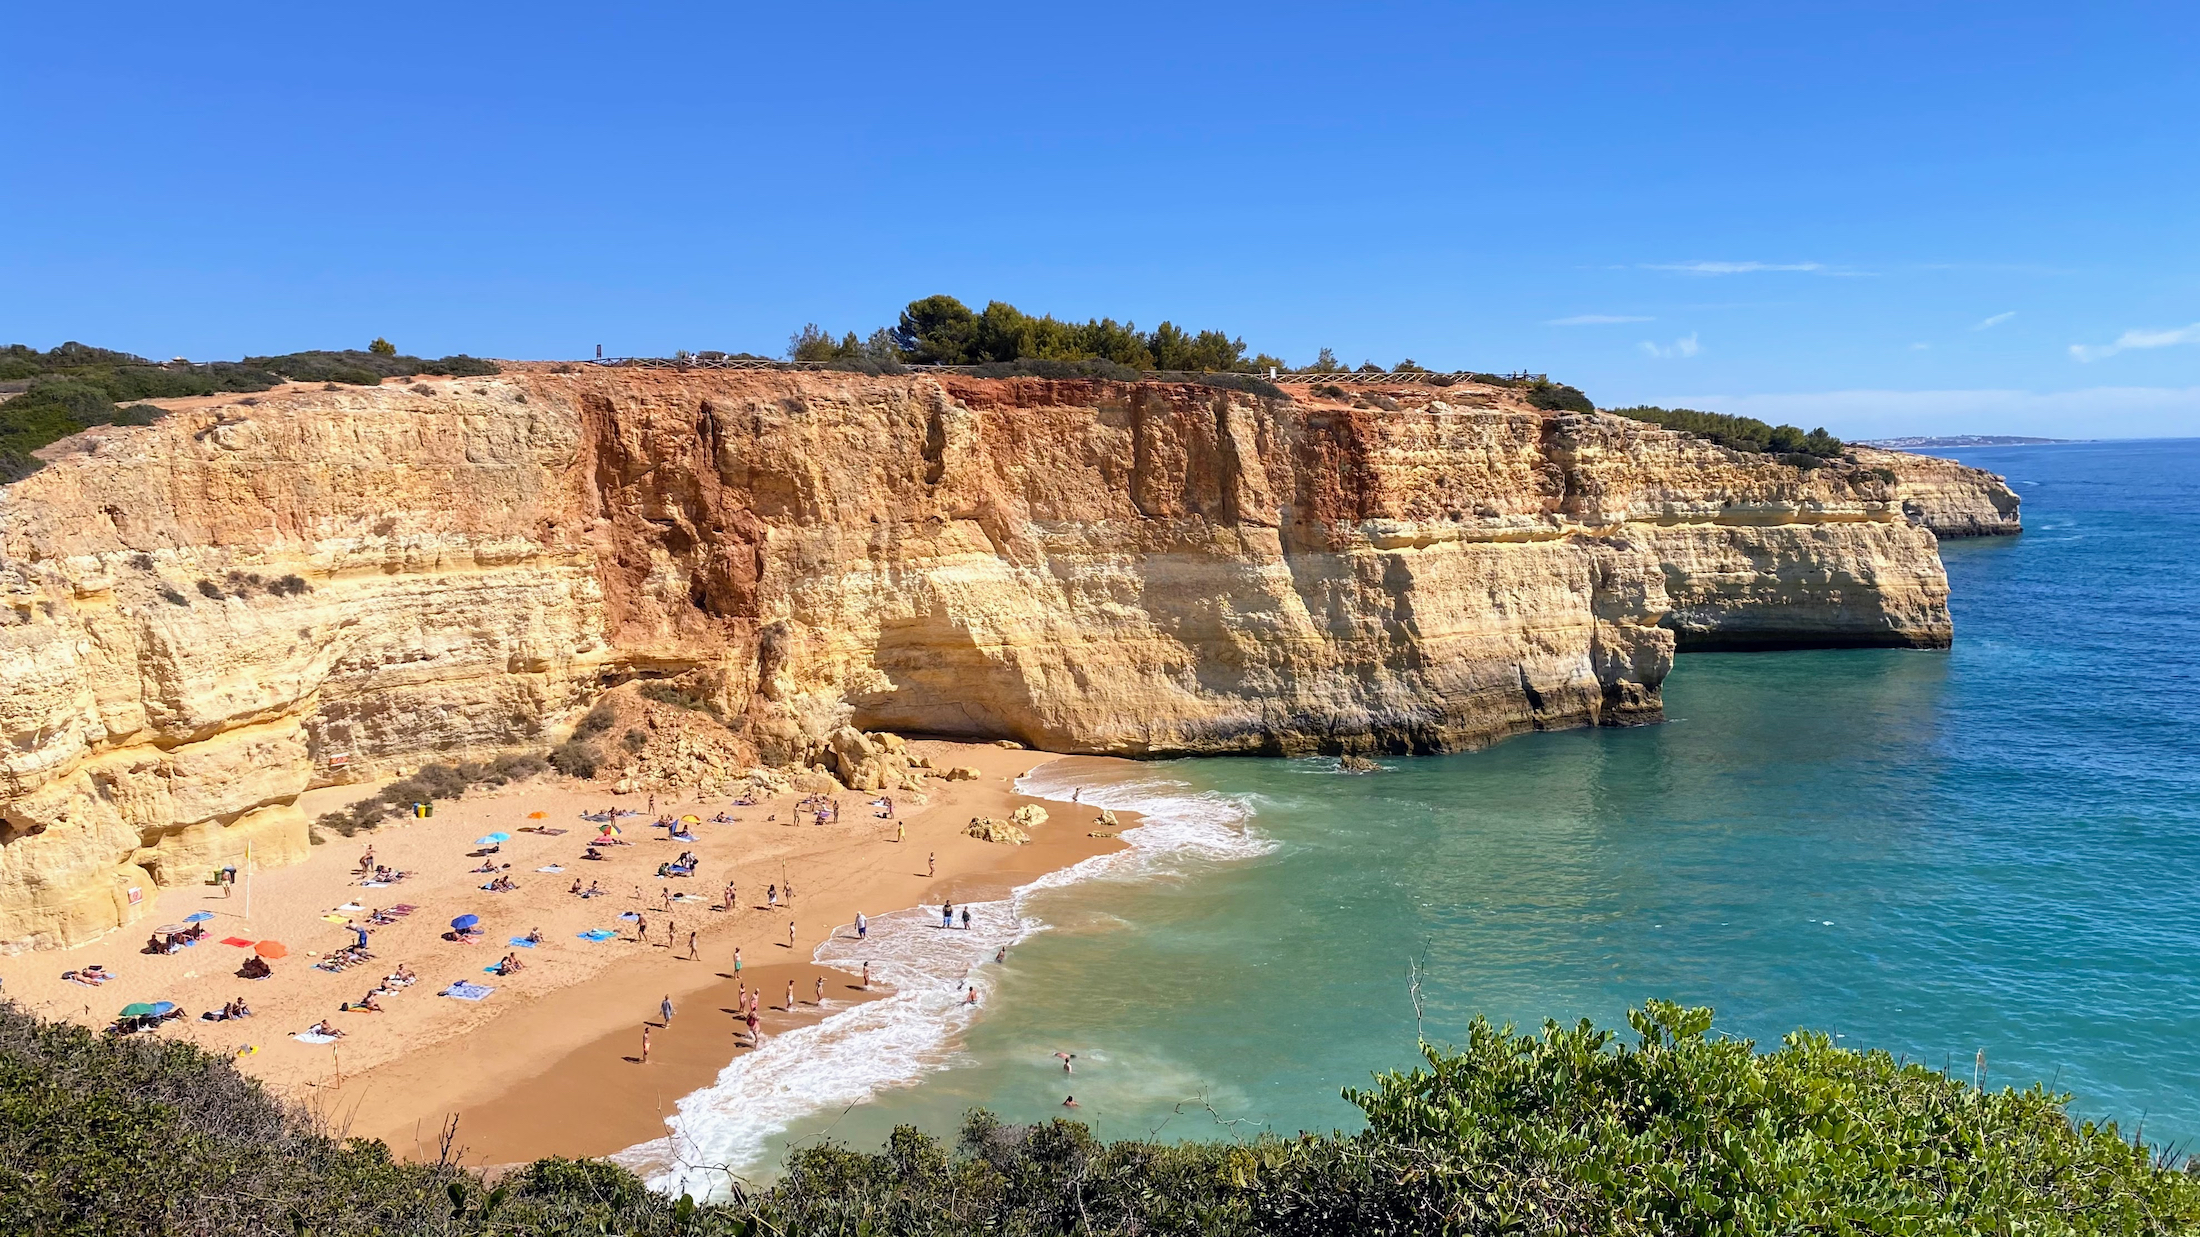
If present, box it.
[0,342,497,482]
[2,999,2191,1235]
[1610,404,1844,459]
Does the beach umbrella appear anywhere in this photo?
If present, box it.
[474,833,509,846]
[254,940,288,959]
[679,814,700,824]
[119,1002,159,1017]
[149,1001,177,1015]
[527,811,547,819]
[596,824,621,837]
[183,911,215,922]
[451,913,480,931]
[155,923,189,934]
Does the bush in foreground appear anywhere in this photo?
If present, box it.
[4,998,2192,1235]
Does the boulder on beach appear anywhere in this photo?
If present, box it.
[966,817,1031,844]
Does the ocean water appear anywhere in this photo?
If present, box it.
[632,438,2200,1190]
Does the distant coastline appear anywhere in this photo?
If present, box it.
[1859,434,2077,449]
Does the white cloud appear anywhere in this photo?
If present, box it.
[1910,342,1930,351]
[1973,311,2016,330]
[1639,333,1700,359]
[1645,385,2200,441]
[2069,323,2200,362]
[1641,261,1826,275]
[1546,314,1654,326]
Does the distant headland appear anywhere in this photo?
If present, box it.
[1858,435,2076,449]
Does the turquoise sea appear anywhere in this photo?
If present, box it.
[627,438,2200,1190]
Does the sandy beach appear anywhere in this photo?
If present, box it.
[0,741,1136,1169]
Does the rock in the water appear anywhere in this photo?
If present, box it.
[1337,755,1382,773]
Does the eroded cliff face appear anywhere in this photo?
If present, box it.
[0,369,2018,949]
[1856,446,2023,538]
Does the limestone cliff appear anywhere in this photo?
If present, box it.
[1855,446,2023,538]
[0,369,2018,950]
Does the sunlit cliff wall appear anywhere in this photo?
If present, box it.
[0,369,2018,949]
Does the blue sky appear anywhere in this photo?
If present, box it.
[4,2,2195,438]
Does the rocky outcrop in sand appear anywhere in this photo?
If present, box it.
[0,368,2017,949]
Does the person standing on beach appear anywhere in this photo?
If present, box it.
[687,930,699,960]
[861,961,871,990]
[813,975,823,1005]
[733,946,743,976]
[928,852,936,877]
[722,882,736,911]
[787,919,797,949]
[636,915,648,945]
[660,994,675,1026]
[896,821,905,844]
[745,1009,760,1045]
[641,1025,651,1064]
[784,979,794,1010]
[961,906,972,931]
[855,912,867,940]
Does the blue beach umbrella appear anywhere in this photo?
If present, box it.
[183,911,215,922]
[474,833,509,846]
[149,1001,177,1015]
[451,913,480,931]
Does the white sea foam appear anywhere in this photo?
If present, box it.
[613,761,1271,1198]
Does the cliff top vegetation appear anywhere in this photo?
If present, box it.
[1607,403,1845,462]
[778,297,1867,457]
[0,342,499,483]
[6,996,2191,1235]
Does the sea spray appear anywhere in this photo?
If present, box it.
[614,761,1273,1196]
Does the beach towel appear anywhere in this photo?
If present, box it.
[335,903,363,913]
[576,929,617,941]
[359,881,391,888]
[536,864,564,873]
[321,915,351,924]
[221,937,255,947]
[618,911,640,921]
[441,982,494,1001]
[507,937,538,948]
[292,1031,339,1044]
[389,904,418,914]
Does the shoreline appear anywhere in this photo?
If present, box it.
[332,752,1140,1169]
[0,741,1138,1171]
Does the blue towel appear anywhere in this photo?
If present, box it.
[440,982,495,1001]
[508,937,538,948]
[577,929,617,941]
